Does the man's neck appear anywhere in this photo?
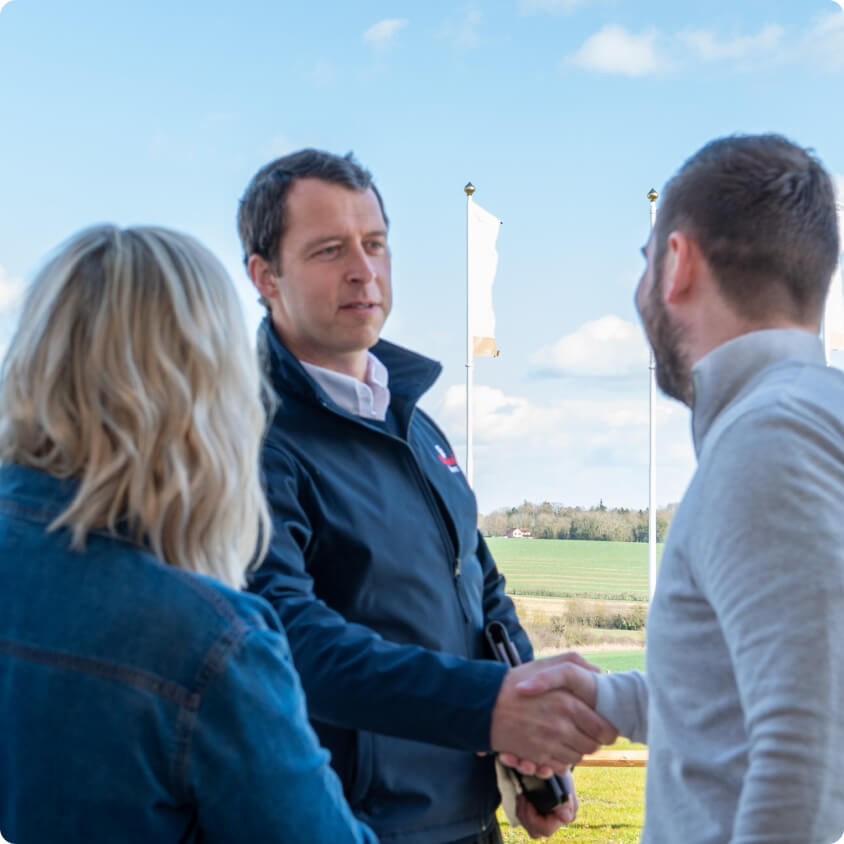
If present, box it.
[296,351,369,382]
[685,293,819,372]
[271,322,370,382]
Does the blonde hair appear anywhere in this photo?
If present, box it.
[0,225,270,589]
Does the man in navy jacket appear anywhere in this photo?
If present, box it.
[238,149,616,844]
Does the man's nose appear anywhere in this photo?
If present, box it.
[344,245,378,283]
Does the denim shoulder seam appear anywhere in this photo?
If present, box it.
[168,575,258,797]
[0,498,156,555]
[171,620,249,798]
[0,638,198,707]
[0,498,59,525]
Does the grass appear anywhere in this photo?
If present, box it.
[496,648,648,842]
[489,538,650,841]
[499,738,646,844]
[488,538,663,602]
[581,650,646,673]
[511,596,647,656]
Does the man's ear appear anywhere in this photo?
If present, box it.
[247,254,279,301]
[661,231,701,306]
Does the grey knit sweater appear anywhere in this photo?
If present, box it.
[595,329,844,844]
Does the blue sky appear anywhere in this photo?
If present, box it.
[1,0,843,513]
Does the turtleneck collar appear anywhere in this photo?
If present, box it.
[690,328,825,456]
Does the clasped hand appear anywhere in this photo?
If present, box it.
[490,652,617,777]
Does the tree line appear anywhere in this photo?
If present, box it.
[479,499,677,543]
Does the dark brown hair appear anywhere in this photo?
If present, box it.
[655,134,839,322]
[237,148,388,273]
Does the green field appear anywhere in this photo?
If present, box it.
[488,538,662,602]
[582,650,646,673]
[499,740,646,844]
[490,539,649,842]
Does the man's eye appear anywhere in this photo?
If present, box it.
[367,240,386,253]
[315,245,340,258]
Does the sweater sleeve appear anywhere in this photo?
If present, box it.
[594,671,648,744]
[248,444,507,753]
[693,408,844,844]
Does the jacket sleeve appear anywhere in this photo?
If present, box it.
[476,532,533,662]
[249,443,508,753]
[189,617,377,844]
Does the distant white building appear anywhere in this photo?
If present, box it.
[506,528,532,538]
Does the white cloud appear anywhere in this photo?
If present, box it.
[0,265,24,364]
[362,18,408,49]
[442,384,567,443]
[801,10,844,70]
[681,24,784,61]
[441,7,482,51]
[0,265,24,313]
[436,381,691,510]
[259,131,298,159]
[519,0,594,13]
[305,60,336,86]
[440,383,680,445]
[569,25,665,76]
[532,314,649,377]
[0,1,15,14]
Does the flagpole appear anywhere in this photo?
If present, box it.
[647,188,658,602]
[465,182,476,488]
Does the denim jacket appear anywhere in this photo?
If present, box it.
[0,463,376,844]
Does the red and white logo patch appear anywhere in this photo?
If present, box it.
[434,444,461,474]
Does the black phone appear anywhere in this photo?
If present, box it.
[484,621,570,814]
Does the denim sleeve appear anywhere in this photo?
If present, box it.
[476,532,533,663]
[249,444,507,753]
[188,624,377,844]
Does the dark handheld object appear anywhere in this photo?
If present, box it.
[485,621,569,815]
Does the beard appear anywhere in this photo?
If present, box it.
[641,270,694,407]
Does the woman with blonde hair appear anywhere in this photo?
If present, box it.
[0,225,375,844]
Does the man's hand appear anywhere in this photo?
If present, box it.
[489,653,617,774]
[497,652,606,778]
[516,770,579,839]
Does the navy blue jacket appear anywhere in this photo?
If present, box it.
[250,319,532,844]
[0,464,375,844]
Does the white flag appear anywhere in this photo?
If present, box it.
[824,261,844,356]
[468,196,501,357]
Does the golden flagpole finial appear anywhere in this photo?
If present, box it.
[464,182,476,196]
[647,188,658,202]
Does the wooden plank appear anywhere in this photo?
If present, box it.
[579,749,648,767]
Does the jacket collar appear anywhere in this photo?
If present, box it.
[258,316,443,411]
[0,463,79,523]
[0,463,149,553]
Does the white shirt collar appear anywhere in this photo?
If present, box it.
[300,353,391,421]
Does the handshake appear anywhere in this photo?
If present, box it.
[489,651,618,777]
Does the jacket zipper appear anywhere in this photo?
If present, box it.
[318,399,470,622]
